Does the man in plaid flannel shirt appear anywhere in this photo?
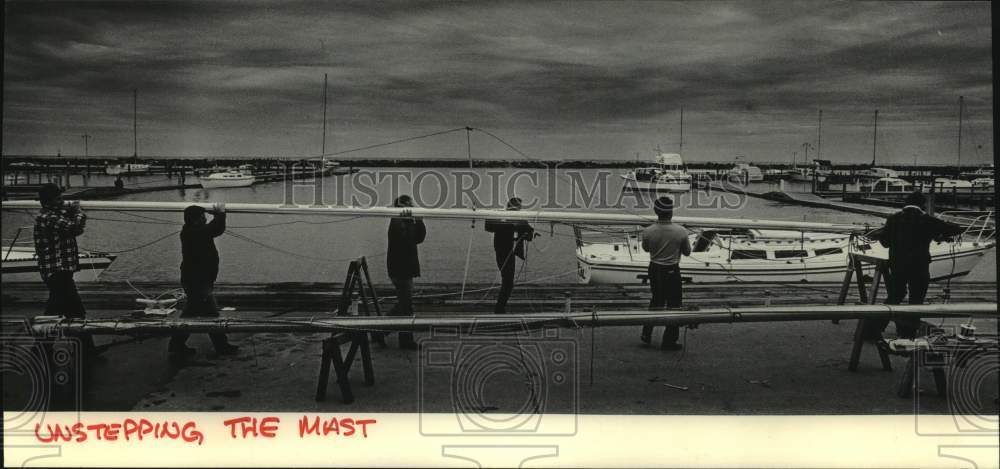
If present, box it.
[34,183,97,353]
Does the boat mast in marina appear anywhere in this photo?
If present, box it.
[104,90,150,175]
[133,88,138,158]
[957,95,964,177]
[322,73,328,164]
[679,105,684,155]
[871,109,878,166]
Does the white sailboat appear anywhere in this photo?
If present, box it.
[850,110,902,187]
[199,169,255,188]
[105,89,149,175]
[575,213,995,284]
[2,242,117,282]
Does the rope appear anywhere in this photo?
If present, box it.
[589,307,596,386]
[223,230,385,264]
[319,127,467,158]
[459,222,475,301]
[227,217,364,229]
[113,210,180,225]
[80,230,181,254]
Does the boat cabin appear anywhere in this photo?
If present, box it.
[870,177,913,192]
[654,153,686,171]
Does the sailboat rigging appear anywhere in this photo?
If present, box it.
[105,88,150,175]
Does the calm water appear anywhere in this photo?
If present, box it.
[2,168,995,285]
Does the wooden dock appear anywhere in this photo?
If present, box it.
[2,166,355,200]
[706,181,895,217]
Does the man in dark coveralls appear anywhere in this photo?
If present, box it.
[865,191,965,339]
[168,202,239,356]
[385,195,426,350]
[485,197,536,315]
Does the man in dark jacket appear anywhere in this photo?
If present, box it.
[866,191,965,339]
[386,195,426,349]
[168,203,239,356]
[485,197,536,314]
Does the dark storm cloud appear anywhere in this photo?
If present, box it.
[2,1,993,162]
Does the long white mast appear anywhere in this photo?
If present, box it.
[1,200,876,233]
[12,303,998,335]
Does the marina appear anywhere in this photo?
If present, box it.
[3,169,996,415]
[3,198,996,412]
[1,2,997,467]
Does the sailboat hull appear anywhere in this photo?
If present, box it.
[577,241,993,284]
[199,175,255,188]
[621,175,691,192]
[2,248,117,282]
[105,164,150,175]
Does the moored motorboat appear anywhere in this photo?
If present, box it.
[727,162,764,183]
[621,151,692,192]
[105,162,150,175]
[971,177,994,188]
[868,177,914,193]
[933,178,973,189]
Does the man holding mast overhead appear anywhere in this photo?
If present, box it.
[34,183,98,356]
[640,196,690,351]
[168,202,239,357]
[485,197,537,315]
[384,195,425,350]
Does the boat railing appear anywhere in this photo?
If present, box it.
[939,210,996,244]
[572,225,643,261]
[2,226,34,261]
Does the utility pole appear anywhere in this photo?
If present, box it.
[82,134,91,158]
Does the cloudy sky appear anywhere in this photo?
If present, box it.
[2,1,993,164]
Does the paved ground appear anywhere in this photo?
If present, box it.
[3,304,996,416]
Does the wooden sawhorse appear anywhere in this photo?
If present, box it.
[315,330,375,403]
[837,252,893,371]
[315,257,381,403]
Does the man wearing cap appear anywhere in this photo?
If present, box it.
[34,183,97,354]
[485,197,536,314]
[865,191,964,339]
[168,202,239,356]
[384,195,425,350]
[640,196,691,351]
